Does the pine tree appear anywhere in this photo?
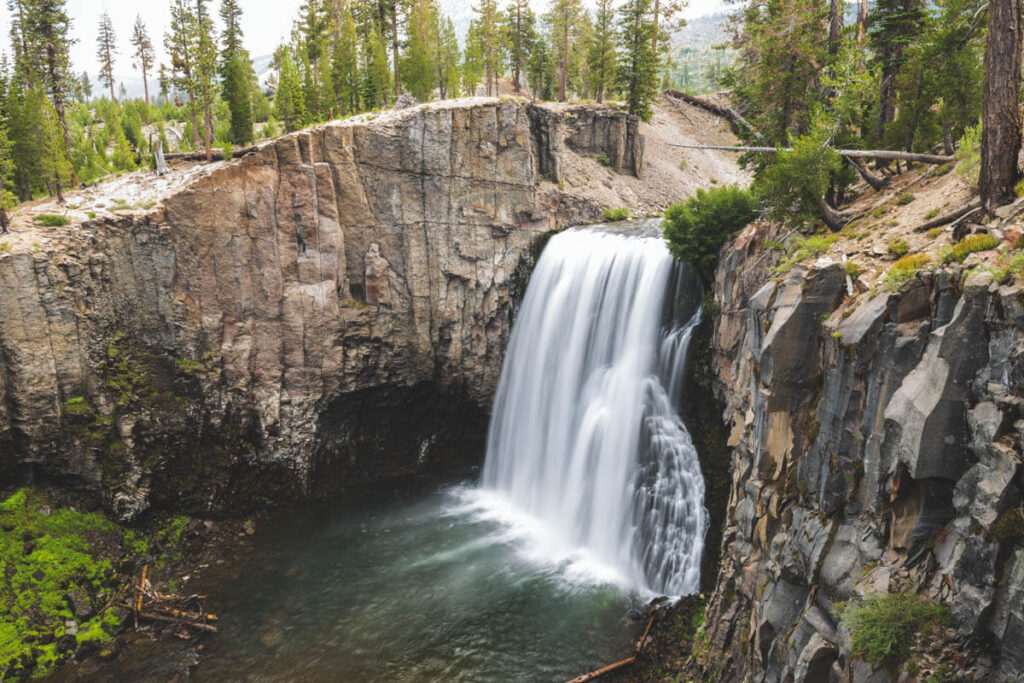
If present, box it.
[275,48,306,130]
[473,0,503,97]
[79,70,92,101]
[166,0,201,149]
[570,9,593,99]
[868,0,926,143]
[980,0,1023,212]
[130,15,155,106]
[219,0,245,71]
[96,11,117,101]
[505,0,535,94]
[548,0,582,102]
[193,0,219,159]
[361,24,392,108]
[588,0,617,103]
[224,54,253,144]
[528,26,556,101]
[435,15,460,98]
[331,3,361,115]
[462,18,485,96]
[617,0,660,121]
[402,0,439,101]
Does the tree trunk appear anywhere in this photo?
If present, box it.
[189,92,200,149]
[559,20,569,102]
[942,122,954,155]
[818,196,852,231]
[391,9,400,98]
[849,157,890,191]
[828,0,842,51]
[46,41,77,185]
[858,0,869,42]
[154,138,169,175]
[143,66,150,107]
[980,0,1023,214]
[204,105,213,162]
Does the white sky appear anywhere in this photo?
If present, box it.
[0,0,727,84]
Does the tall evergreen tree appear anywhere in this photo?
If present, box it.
[332,3,361,115]
[130,15,155,105]
[402,0,439,101]
[617,0,660,120]
[473,0,503,97]
[434,14,460,98]
[505,0,535,94]
[166,0,201,149]
[588,0,617,103]
[361,24,392,108]
[868,0,926,143]
[96,11,117,101]
[528,26,556,101]
[275,48,306,130]
[193,0,219,159]
[224,54,253,144]
[548,0,582,102]
[219,0,245,70]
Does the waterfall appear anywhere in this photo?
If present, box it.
[480,226,708,596]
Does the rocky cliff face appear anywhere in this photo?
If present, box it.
[0,100,644,518]
[696,224,1024,681]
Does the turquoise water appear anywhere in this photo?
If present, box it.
[86,472,643,682]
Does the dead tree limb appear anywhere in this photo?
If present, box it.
[164,146,259,163]
[663,90,761,139]
[666,143,954,165]
[848,157,890,191]
[913,201,983,232]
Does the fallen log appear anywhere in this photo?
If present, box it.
[566,656,637,683]
[665,143,954,165]
[663,90,761,139]
[848,157,890,191]
[164,145,259,162]
[913,200,983,232]
[136,611,218,633]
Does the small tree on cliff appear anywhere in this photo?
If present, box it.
[663,185,760,282]
[617,0,659,121]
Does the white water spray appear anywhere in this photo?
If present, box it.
[481,227,708,595]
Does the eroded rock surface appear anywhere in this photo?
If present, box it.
[0,100,645,518]
[695,223,1024,681]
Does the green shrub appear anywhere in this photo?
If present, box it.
[663,184,760,282]
[883,253,931,290]
[843,592,950,672]
[597,152,612,167]
[955,123,981,190]
[942,233,1000,263]
[897,193,916,205]
[32,214,69,227]
[845,260,862,280]
[924,207,940,220]
[991,253,1024,284]
[603,206,630,222]
[887,238,909,257]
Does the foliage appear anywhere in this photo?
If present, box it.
[617,0,660,121]
[663,185,760,282]
[956,123,982,190]
[942,233,1000,263]
[845,260,862,280]
[883,253,931,290]
[772,233,840,274]
[991,253,1024,284]
[843,592,949,672]
[753,132,842,229]
[32,214,69,227]
[603,206,630,221]
[887,238,909,256]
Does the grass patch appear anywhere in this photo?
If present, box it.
[991,253,1024,284]
[32,214,69,227]
[62,396,94,418]
[924,208,940,220]
[603,206,630,222]
[597,153,612,167]
[845,260,862,280]
[771,234,840,275]
[887,238,909,257]
[897,192,916,205]
[842,592,949,673]
[883,253,931,291]
[941,233,1000,264]
[927,226,943,238]
[0,242,9,253]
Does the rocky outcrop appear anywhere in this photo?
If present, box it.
[0,100,645,518]
[696,223,1024,681]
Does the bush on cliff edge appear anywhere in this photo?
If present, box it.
[663,184,759,283]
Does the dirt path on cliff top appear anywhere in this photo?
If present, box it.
[0,96,747,253]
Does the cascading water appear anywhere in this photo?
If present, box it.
[481,224,708,596]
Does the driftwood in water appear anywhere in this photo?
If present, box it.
[164,145,259,163]
[666,143,954,165]
[125,564,218,634]
[913,200,983,232]
[565,616,656,683]
[663,89,761,139]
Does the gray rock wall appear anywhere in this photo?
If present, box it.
[697,223,1024,681]
[0,100,643,518]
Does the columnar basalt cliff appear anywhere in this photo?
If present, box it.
[695,224,1024,681]
[0,100,646,518]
